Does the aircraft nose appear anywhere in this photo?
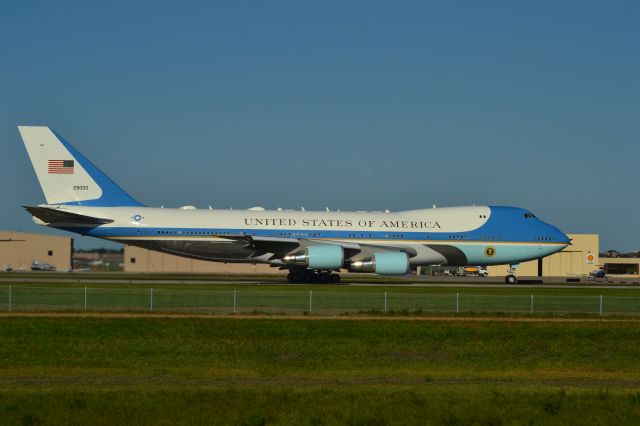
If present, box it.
[550,225,571,246]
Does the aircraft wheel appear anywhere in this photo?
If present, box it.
[319,272,330,284]
[287,272,295,283]
[505,275,517,284]
[329,273,340,283]
[289,272,303,283]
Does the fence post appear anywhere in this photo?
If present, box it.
[84,287,87,312]
[8,286,11,312]
[309,291,313,314]
[530,294,534,314]
[456,293,459,313]
[384,292,388,313]
[233,289,237,314]
[150,288,154,312]
[600,295,603,316]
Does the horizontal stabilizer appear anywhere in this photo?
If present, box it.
[24,206,114,225]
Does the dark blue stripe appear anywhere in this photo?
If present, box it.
[51,129,145,207]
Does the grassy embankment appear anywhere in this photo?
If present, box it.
[1,316,640,424]
[1,272,640,317]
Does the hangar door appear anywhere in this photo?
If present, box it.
[544,251,584,277]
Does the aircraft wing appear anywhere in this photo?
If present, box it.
[24,206,114,225]
[226,235,416,261]
[223,235,305,258]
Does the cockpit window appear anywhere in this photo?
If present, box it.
[524,213,536,219]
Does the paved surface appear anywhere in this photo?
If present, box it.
[0,275,638,290]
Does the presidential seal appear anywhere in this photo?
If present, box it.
[484,246,496,257]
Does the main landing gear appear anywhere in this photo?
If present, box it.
[287,269,341,284]
[504,263,519,284]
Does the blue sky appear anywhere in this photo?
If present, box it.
[1,1,638,250]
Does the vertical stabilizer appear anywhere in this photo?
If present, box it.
[18,126,144,207]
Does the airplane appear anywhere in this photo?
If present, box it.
[18,126,571,284]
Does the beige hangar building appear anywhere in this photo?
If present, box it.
[124,233,635,278]
[485,234,599,278]
[0,230,73,271]
[1,230,636,278]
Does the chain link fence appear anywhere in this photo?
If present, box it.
[1,286,639,316]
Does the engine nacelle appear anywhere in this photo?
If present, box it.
[349,252,409,275]
[282,245,344,269]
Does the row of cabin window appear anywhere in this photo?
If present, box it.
[152,230,554,242]
[156,230,232,235]
[152,230,511,241]
[278,232,321,237]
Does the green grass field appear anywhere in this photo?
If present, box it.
[1,316,640,425]
[2,281,640,317]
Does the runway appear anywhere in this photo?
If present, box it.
[0,271,638,290]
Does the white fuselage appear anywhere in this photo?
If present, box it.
[45,204,570,268]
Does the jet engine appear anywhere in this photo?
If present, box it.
[282,245,344,269]
[349,252,409,275]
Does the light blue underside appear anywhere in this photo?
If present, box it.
[62,225,565,266]
[458,244,557,265]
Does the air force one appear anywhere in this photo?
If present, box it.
[19,126,570,284]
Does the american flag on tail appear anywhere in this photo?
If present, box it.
[48,160,74,174]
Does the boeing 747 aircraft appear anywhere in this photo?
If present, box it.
[19,126,570,283]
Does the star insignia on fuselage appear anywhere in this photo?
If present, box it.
[132,214,143,222]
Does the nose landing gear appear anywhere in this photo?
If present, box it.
[504,264,519,284]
